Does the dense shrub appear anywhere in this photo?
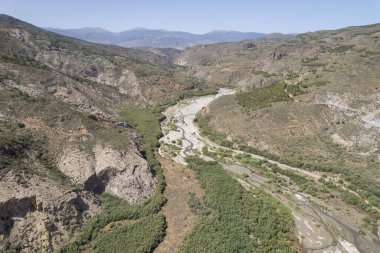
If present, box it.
[180,157,295,253]
[329,45,355,53]
[196,112,380,221]
[235,83,292,111]
[92,214,166,253]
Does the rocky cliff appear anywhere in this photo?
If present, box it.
[0,171,101,251]
[58,144,155,202]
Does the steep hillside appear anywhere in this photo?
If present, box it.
[180,23,380,171]
[46,27,266,49]
[3,12,380,252]
[0,14,213,252]
[177,24,380,89]
[189,24,380,237]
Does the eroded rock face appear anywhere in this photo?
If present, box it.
[270,51,287,60]
[242,42,256,49]
[0,196,37,236]
[315,91,380,132]
[57,143,156,202]
[0,172,101,252]
[35,48,145,101]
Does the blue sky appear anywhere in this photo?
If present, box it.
[1,0,379,34]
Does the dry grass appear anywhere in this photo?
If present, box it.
[154,158,204,253]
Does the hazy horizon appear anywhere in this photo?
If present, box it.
[45,26,271,35]
[1,0,379,34]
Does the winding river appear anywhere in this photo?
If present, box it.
[159,88,380,253]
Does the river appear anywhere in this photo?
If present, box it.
[159,88,379,253]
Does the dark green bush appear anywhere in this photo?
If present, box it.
[180,157,295,253]
[235,83,291,111]
[92,214,166,253]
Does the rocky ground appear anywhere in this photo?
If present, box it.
[159,88,235,164]
[0,171,101,251]
[57,143,155,202]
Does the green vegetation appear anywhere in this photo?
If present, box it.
[286,84,304,96]
[234,154,265,169]
[92,213,166,253]
[308,80,329,87]
[119,104,165,169]
[132,63,170,78]
[187,192,210,216]
[0,121,32,174]
[175,87,217,102]
[302,62,327,67]
[234,154,320,196]
[201,146,233,163]
[1,77,219,253]
[62,104,168,252]
[286,71,299,79]
[3,14,380,253]
[301,57,319,64]
[180,157,295,253]
[162,142,181,157]
[234,148,380,220]
[235,83,292,111]
[0,121,73,187]
[196,111,380,221]
[253,70,278,77]
[167,121,178,131]
[360,216,377,235]
[301,57,327,68]
[0,53,48,69]
[341,175,380,220]
[341,191,368,210]
[238,143,380,219]
[199,58,214,66]
[270,164,318,196]
[329,45,355,53]
[0,90,76,187]
[195,116,233,148]
[360,50,380,57]
[61,193,166,252]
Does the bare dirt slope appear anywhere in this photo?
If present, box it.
[154,159,204,253]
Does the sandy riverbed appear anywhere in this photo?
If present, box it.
[159,88,378,253]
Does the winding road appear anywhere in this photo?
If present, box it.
[159,88,380,253]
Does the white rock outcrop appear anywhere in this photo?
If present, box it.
[57,143,156,202]
[0,171,101,252]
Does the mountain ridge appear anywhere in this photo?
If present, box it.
[45,26,268,48]
[2,12,380,253]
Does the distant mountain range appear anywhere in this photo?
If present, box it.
[45,27,272,49]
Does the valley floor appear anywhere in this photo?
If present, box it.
[154,159,204,253]
[158,89,380,253]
